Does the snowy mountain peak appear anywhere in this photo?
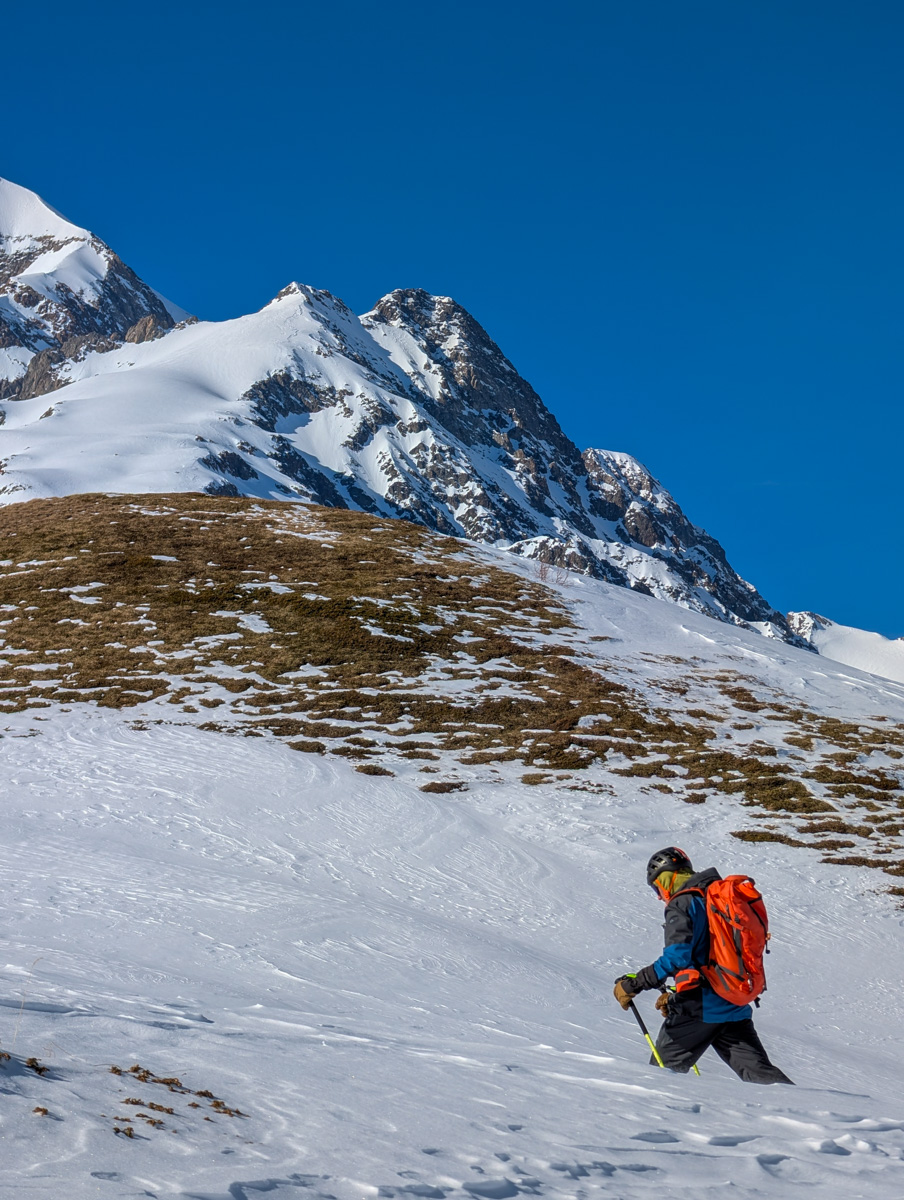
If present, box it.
[272,281,306,302]
[0,179,188,401]
[268,280,370,339]
[364,288,467,342]
[0,175,87,243]
[271,281,346,311]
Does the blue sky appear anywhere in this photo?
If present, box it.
[6,1,903,635]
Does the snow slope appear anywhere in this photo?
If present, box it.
[789,611,904,686]
[2,553,904,1198]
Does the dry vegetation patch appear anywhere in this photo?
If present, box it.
[3,493,904,886]
[0,494,685,767]
[672,677,904,884]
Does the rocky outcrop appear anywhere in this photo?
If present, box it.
[787,612,831,642]
[16,332,119,399]
[124,315,167,344]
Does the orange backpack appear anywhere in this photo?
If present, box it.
[692,876,770,1006]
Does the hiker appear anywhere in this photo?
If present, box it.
[613,847,793,1084]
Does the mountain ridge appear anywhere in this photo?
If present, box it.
[0,179,799,642]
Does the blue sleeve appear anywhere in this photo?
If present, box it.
[651,940,694,980]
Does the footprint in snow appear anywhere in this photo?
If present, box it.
[813,1139,853,1156]
[463,1182,519,1199]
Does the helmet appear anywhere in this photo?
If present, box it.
[646,846,693,890]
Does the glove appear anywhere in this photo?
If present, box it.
[655,991,670,1017]
[613,965,661,1009]
[613,975,641,1010]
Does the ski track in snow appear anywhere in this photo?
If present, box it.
[1,702,903,1199]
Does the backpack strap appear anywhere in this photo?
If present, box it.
[671,884,705,900]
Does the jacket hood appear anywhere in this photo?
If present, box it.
[676,867,722,894]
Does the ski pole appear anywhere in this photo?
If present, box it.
[628,999,666,1068]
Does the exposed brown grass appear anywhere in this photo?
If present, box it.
[0,493,718,775]
[3,492,903,880]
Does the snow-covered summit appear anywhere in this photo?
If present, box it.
[0,180,799,640]
[0,175,87,241]
[0,177,188,402]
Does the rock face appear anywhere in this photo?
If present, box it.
[0,177,187,399]
[787,612,831,643]
[362,290,794,636]
[0,181,799,642]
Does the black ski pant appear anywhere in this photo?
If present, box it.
[653,1011,793,1084]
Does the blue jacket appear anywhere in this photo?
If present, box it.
[650,868,751,1023]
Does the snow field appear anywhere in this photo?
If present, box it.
[1,705,903,1199]
[789,613,904,686]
